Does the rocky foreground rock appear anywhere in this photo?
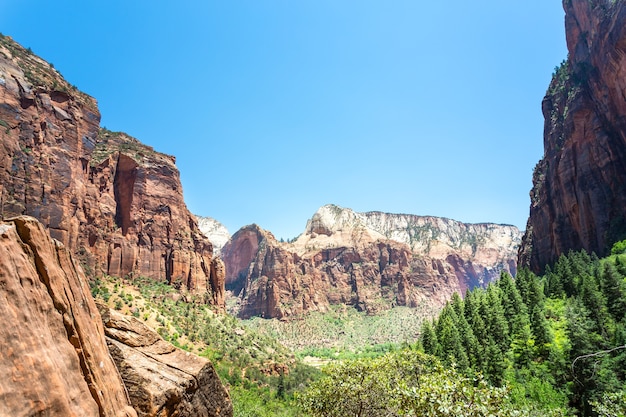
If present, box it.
[0,216,232,416]
[0,216,136,416]
[0,35,223,304]
[520,0,626,272]
[100,306,232,417]
[222,204,521,319]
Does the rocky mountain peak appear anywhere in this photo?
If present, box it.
[196,215,231,255]
[296,204,521,263]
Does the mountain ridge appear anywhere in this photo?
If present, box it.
[221,204,521,319]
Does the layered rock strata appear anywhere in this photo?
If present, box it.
[0,36,222,304]
[519,0,626,272]
[99,306,233,417]
[222,204,521,319]
[0,216,137,417]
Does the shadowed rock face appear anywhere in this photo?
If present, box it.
[0,216,137,417]
[99,306,233,417]
[0,36,223,305]
[519,0,626,272]
[222,205,521,319]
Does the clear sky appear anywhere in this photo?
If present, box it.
[2,1,567,240]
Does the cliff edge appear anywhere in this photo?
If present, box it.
[519,0,626,272]
[0,35,223,305]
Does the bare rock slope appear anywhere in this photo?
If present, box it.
[222,204,521,319]
[520,0,626,272]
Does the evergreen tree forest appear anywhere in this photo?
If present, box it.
[419,247,626,416]
[300,245,626,417]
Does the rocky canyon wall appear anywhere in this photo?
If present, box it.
[222,205,521,319]
[0,36,223,304]
[519,0,626,272]
[0,216,232,416]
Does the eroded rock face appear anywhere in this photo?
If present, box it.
[0,216,136,417]
[0,36,222,304]
[99,306,233,417]
[519,0,626,272]
[222,205,521,319]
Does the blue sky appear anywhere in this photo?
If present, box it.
[2,1,567,240]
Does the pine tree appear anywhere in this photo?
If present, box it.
[554,254,576,297]
[579,273,611,340]
[498,271,530,337]
[420,319,438,356]
[484,285,510,353]
[435,305,470,371]
[599,262,626,322]
[450,292,480,370]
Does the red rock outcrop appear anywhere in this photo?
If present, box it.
[222,205,520,319]
[0,36,222,304]
[519,0,626,272]
[99,306,233,417]
[0,216,137,417]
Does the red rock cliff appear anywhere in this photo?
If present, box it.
[0,36,223,305]
[0,216,137,417]
[222,205,520,319]
[519,0,626,272]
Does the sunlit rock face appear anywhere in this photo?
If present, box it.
[222,204,521,319]
[0,36,223,306]
[0,216,137,417]
[519,0,626,273]
[197,216,231,255]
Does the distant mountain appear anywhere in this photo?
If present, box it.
[196,216,231,255]
[222,204,521,319]
[519,0,626,272]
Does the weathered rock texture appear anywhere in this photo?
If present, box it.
[0,36,223,305]
[519,0,626,272]
[0,216,137,417]
[99,306,233,417]
[196,216,230,255]
[222,204,521,319]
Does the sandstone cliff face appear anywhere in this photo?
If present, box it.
[0,36,223,304]
[0,215,233,417]
[519,0,626,272]
[222,205,520,319]
[0,216,137,417]
[100,306,233,417]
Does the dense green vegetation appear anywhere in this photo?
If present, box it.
[417,247,626,416]
[299,350,561,417]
